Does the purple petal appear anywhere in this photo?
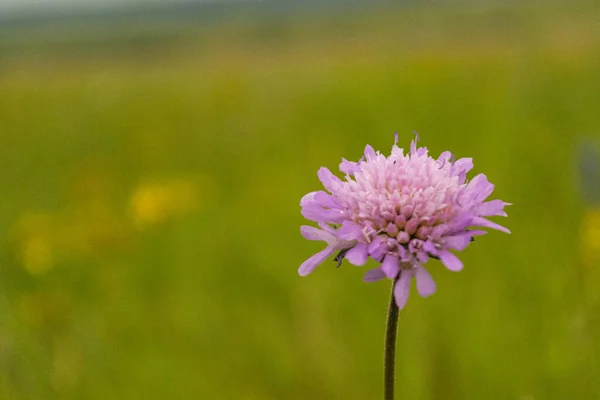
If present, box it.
[300,191,317,207]
[301,203,346,224]
[300,191,347,223]
[415,267,436,297]
[298,246,336,276]
[300,225,330,241]
[318,222,338,235]
[300,226,339,245]
[443,230,487,251]
[339,158,359,175]
[364,145,376,161]
[453,157,473,183]
[363,267,387,282]
[438,250,464,272]
[475,200,510,217]
[391,145,404,158]
[345,243,369,266]
[317,167,341,192]
[394,270,414,309]
[381,255,399,279]
[454,157,473,173]
[471,216,511,234]
[368,236,387,261]
[437,151,452,167]
[423,240,437,255]
[466,174,494,203]
[299,204,326,222]
[300,192,327,222]
[415,250,429,264]
[395,243,407,259]
[446,212,474,232]
[410,139,417,155]
[338,221,364,241]
[314,191,341,209]
[442,233,472,251]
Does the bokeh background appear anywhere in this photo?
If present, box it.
[1,1,599,399]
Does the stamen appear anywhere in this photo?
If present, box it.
[412,130,420,144]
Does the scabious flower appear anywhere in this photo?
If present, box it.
[299,133,510,309]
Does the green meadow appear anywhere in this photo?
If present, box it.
[0,3,599,399]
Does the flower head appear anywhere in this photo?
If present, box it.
[299,133,510,309]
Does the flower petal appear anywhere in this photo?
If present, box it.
[442,233,474,251]
[300,192,347,223]
[422,240,437,255]
[410,139,418,155]
[300,191,317,207]
[415,267,436,297]
[364,144,376,161]
[466,173,494,203]
[298,246,336,276]
[476,200,511,217]
[338,221,364,241]
[345,243,369,266]
[394,270,414,309]
[368,236,387,261]
[300,203,346,224]
[453,157,473,183]
[437,151,452,167]
[391,144,404,158]
[339,158,359,175]
[454,157,473,173]
[471,216,511,234]
[300,226,340,246]
[317,167,341,192]
[363,267,387,282]
[438,250,464,272]
[314,191,341,209]
[381,255,399,279]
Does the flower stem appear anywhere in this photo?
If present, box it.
[384,274,400,400]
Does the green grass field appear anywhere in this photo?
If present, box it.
[0,3,599,399]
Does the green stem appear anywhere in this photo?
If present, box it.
[384,274,401,400]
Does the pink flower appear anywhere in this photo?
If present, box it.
[299,133,510,309]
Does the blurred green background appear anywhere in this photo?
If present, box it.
[1,1,600,399]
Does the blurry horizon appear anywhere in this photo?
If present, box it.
[0,0,226,13]
[1,0,359,17]
[0,0,542,23]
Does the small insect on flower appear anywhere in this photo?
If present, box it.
[298,133,510,309]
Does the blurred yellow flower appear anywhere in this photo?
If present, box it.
[11,212,55,275]
[23,237,54,275]
[130,178,201,227]
[11,202,133,273]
